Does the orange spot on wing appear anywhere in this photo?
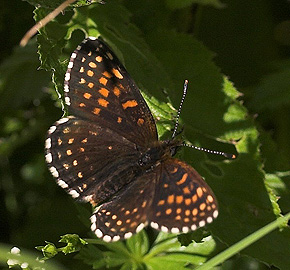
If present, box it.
[122,100,138,109]
[112,68,123,79]
[87,70,94,77]
[192,208,198,216]
[99,77,108,86]
[176,195,183,204]
[192,194,198,202]
[98,98,109,107]
[88,82,94,88]
[102,71,112,78]
[79,103,86,107]
[171,167,178,173]
[183,186,191,194]
[166,208,172,215]
[158,200,165,206]
[207,195,214,203]
[95,56,102,62]
[167,194,174,204]
[117,117,122,123]
[197,187,203,198]
[83,93,92,99]
[113,87,120,97]
[99,88,109,97]
[177,173,188,185]
[130,221,137,228]
[89,62,97,68]
[199,203,206,211]
[93,108,100,115]
[185,198,191,205]
[118,83,125,90]
[79,78,86,84]
[137,118,144,126]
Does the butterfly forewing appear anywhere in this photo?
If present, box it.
[45,117,142,204]
[64,38,157,146]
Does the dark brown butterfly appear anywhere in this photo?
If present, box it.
[45,37,220,242]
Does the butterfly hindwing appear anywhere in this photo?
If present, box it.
[91,170,158,242]
[64,37,158,146]
[149,159,218,234]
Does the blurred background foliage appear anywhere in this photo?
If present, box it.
[0,0,290,269]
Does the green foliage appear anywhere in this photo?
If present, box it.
[36,234,87,259]
[1,0,290,270]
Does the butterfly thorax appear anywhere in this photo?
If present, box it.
[138,139,182,171]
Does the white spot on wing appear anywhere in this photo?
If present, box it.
[65,97,71,106]
[71,52,77,59]
[161,226,168,233]
[45,138,51,149]
[95,229,103,238]
[68,189,80,198]
[57,118,69,124]
[65,72,70,81]
[112,235,120,242]
[171,227,180,234]
[45,153,52,163]
[136,223,144,233]
[199,220,206,227]
[48,126,56,134]
[103,235,112,242]
[57,180,68,189]
[67,61,73,69]
[90,214,96,224]
[91,223,96,231]
[49,166,59,178]
[191,224,197,231]
[124,232,133,239]
[150,222,159,229]
[207,217,213,224]
[213,210,218,218]
[83,195,93,202]
[182,227,189,233]
[64,84,69,92]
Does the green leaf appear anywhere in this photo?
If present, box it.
[36,241,58,259]
[59,234,87,254]
[249,60,290,111]
[0,39,50,113]
[126,230,149,257]
[165,0,225,9]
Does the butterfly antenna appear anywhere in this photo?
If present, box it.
[172,80,188,139]
[183,143,236,159]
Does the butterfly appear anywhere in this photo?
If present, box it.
[45,37,219,242]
